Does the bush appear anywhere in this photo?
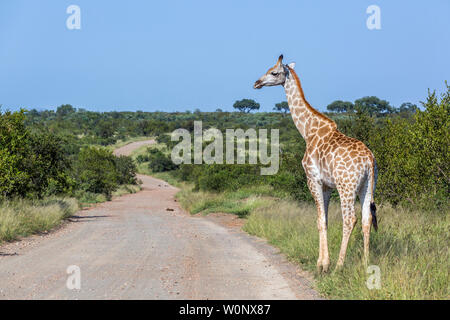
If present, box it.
[191,164,263,192]
[0,110,31,198]
[27,132,73,197]
[147,149,178,173]
[73,147,119,198]
[114,155,138,185]
[369,83,449,208]
[136,154,150,163]
[0,110,71,198]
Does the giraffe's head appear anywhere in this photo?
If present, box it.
[253,55,295,89]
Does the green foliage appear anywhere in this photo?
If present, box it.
[354,96,394,115]
[27,132,73,197]
[0,110,71,198]
[196,164,262,192]
[326,100,354,113]
[273,101,289,114]
[233,99,260,113]
[156,133,178,149]
[0,110,30,198]
[73,147,137,199]
[114,155,138,185]
[346,108,376,146]
[74,147,119,198]
[56,104,76,117]
[398,102,418,114]
[370,83,449,208]
[147,148,178,173]
[273,150,313,202]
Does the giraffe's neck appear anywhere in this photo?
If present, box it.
[283,67,336,144]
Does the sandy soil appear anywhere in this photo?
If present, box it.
[0,140,320,300]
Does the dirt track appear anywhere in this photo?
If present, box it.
[0,140,319,300]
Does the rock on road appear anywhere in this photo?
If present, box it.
[0,140,319,300]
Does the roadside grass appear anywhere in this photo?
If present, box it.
[113,184,141,197]
[176,184,278,217]
[168,180,449,300]
[0,185,141,245]
[244,200,449,299]
[76,184,141,208]
[0,197,79,244]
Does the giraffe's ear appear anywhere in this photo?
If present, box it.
[288,62,296,69]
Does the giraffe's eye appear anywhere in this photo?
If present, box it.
[271,72,278,76]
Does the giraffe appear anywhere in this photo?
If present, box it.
[254,55,378,272]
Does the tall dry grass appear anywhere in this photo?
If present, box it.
[244,200,449,299]
[0,197,79,243]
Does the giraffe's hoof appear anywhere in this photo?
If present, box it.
[317,260,330,273]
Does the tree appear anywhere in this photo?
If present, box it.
[233,99,260,113]
[398,102,418,114]
[0,110,71,198]
[114,155,138,185]
[56,104,76,117]
[368,82,449,207]
[74,147,119,198]
[0,110,31,198]
[354,96,393,115]
[326,100,354,113]
[147,149,178,173]
[273,101,290,115]
[95,119,115,139]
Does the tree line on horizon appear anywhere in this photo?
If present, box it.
[232,96,418,117]
[14,94,416,116]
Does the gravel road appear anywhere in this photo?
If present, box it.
[0,140,319,300]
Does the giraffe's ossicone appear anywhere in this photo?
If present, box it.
[254,55,378,272]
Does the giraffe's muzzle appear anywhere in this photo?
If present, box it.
[253,80,263,89]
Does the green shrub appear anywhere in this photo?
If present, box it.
[114,155,138,185]
[0,110,71,198]
[136,154,150,163]
[369,83,449,209]
[73,147,119,198]
[147,149,178,172]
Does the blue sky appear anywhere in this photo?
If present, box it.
[1,0,449,112]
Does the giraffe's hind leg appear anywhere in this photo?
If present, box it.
[336,186,357,269]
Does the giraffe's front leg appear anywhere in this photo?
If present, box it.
[307,178,330,273]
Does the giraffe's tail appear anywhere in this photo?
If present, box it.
[370,158,378,232]
[370,202,377,232]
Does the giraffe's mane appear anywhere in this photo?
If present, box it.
[287,66,337,129]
